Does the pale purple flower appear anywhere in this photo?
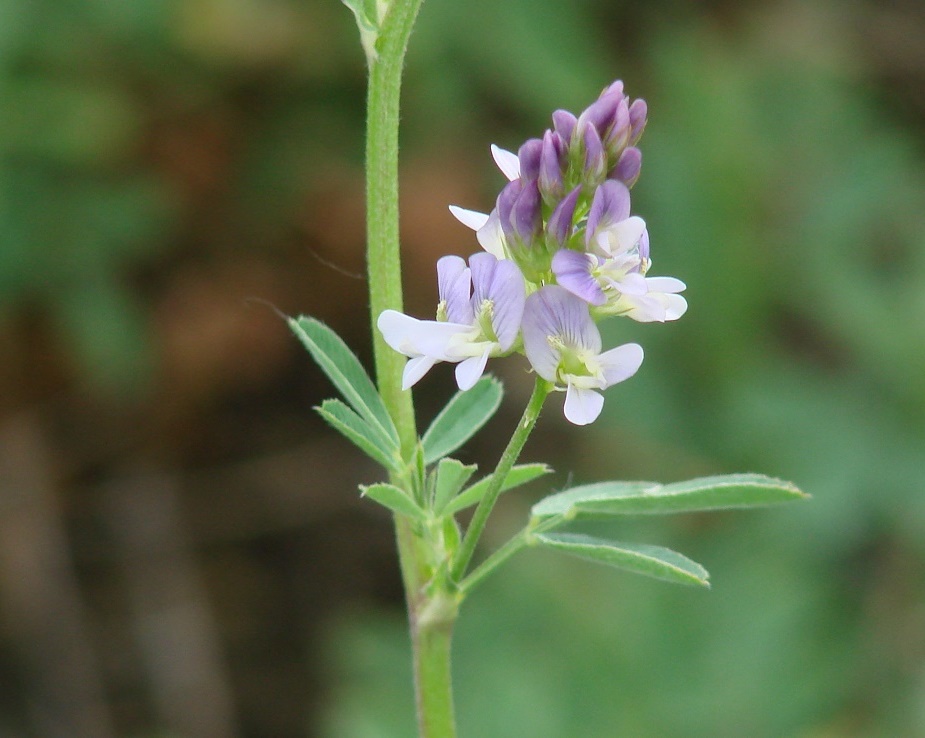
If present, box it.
[551,246,648,307]
[378,253,525,391]
[522,286,643,425]
[552,220,687,323]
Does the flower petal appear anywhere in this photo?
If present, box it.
[448,205,489,231]
[547,186,581,246]
[402,355,437,389]
[523,286,601,381]
[552,249,606,306]
[597,215,646,256]
[491,144,521,181]
[539,130,565,199]
[645,276,686,293]
[598,342,644,387]
[586,180,631,245]
[437,255,473,324]
[470,253,525,350]
[614,271,649,296]
[564,384,604,425]
[412,320,474,358]
[377,310,423,355]
[613,146,641,187]
[476,209,507,258]
[664,294,688,321]
[455,349,490,390]
[518,138,542,181]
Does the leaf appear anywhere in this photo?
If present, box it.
[533,532,710,588]
[421,377,503,465]
[290,316,398,446]
[444,463,553,515]
[360,483,427,521]
[432,458,477,515]
[316,399,401,472]
[532,481,656,519]
[532,474,806,521]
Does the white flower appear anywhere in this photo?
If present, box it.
[378,253,525,390]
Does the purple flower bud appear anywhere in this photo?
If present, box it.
[602,97,631,156]
[496,179,521,235]
[612,146,642,187]
[586,180,631,246]
[551,109,577,144]
[497,179,541,247]
[629,98,647,143]
[601,80,624,98]
[583,124,607,184]
[511,179,542,242]
[546,186,581,247]
[538,130,565,201]
[518,138,543,182]
[577,92,621,140]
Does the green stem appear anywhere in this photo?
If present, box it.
[451,378,551,581]
[363,3,456,737]
[457,529,528,595]
[458,513,564,596]
[412,593,458,737]
[366,0,425,459]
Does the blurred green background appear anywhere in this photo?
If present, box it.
[2,1,924,736]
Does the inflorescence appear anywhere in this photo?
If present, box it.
[378,80,687,425]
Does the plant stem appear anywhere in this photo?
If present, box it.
[451,378,551,581]
[411,594,458,737]
[458,514,564,596]
[365,0,425,459]
[364,3,456,737]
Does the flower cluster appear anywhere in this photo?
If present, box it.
[379,81,687,425]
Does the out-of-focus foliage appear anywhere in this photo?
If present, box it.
[319,3,925,737]
[0,0,363,395]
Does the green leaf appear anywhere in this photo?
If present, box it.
[421,377,503,465]
[432,458,477,515]
[444,463,553,516]
[290,316,398,447]
[532,481,656,519]
[360,483,427,521]
[533,532,710,588]
[532,474,806,521]
[316,399,401,472]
